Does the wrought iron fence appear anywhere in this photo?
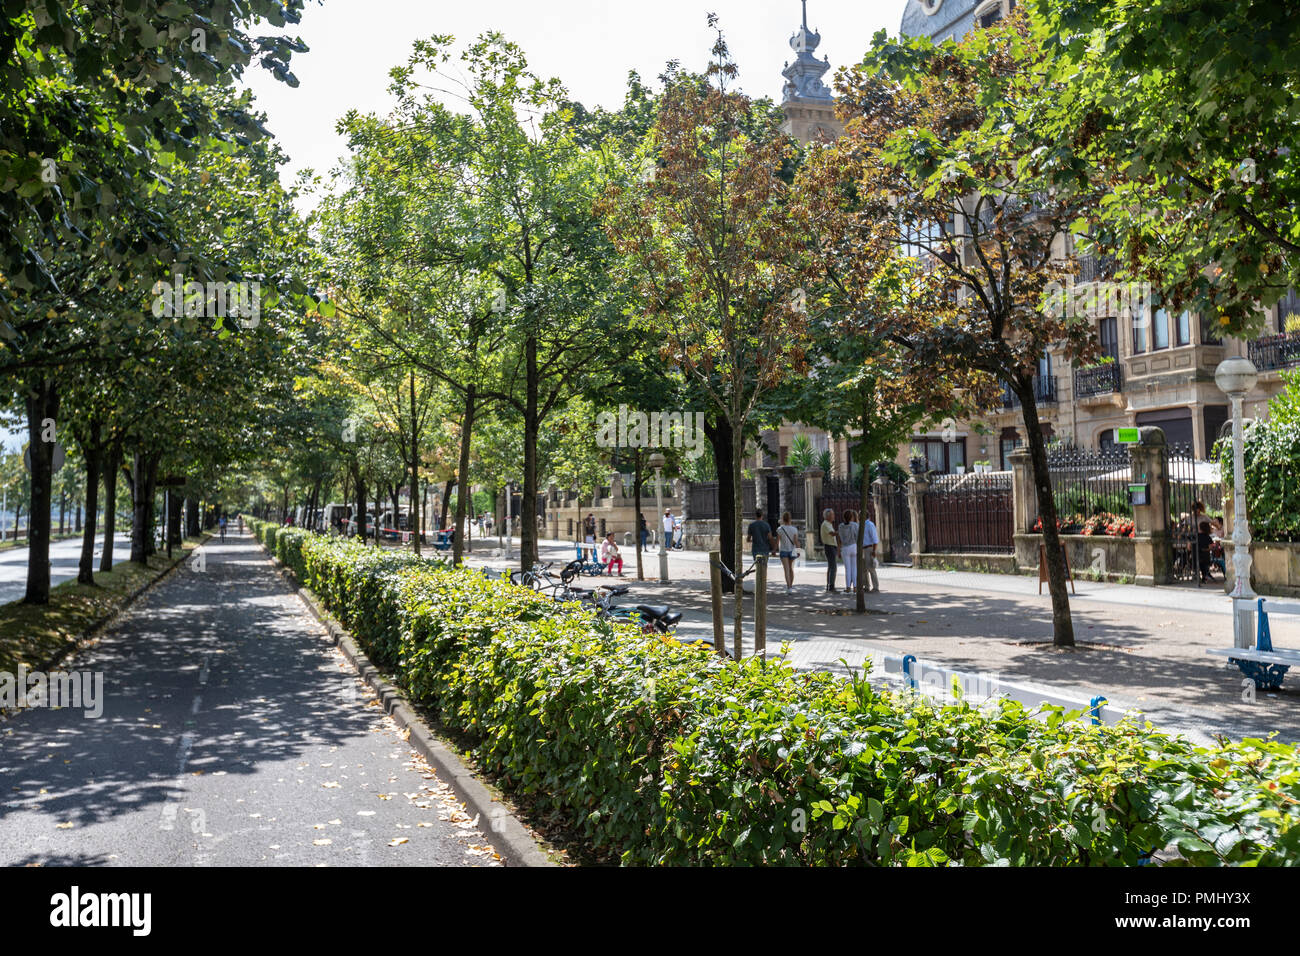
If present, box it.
[922,473,1013,553]
[816,477,876,524]
[1167,442,1225,585]
[1045,445,1132,530]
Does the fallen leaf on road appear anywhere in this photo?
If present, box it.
[55,822,74,829]
[312,839,332,846]
[388,838,408,846]
[322,782,341,789]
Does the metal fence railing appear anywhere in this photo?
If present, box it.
[922,473,1013,553]
[1045,446,1132,530]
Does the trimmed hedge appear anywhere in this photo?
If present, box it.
[249,517,1300,865]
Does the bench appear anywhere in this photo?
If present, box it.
[431,530,454,552]
[1207,598,1300,689]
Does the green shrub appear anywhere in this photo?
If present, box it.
[247,518,1300,865]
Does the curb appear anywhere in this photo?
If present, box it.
[259,545,555,868]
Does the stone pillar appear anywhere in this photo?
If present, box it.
[1129,426,1172,586]
[778,466,795,520]
[609,472,623,500]
[804,467,824,557]
[872,476,892,563]
[1008,446,1037,534]
[906,474,929,556]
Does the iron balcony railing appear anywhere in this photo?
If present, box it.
[1074,362,1123,399]
[1000,374,1059,409]
[1248,332,1300,372]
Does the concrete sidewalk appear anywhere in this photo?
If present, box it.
[456,537,1300,747]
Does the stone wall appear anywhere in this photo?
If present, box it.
[1222,541,1300,599]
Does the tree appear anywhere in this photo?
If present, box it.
[1028,0,1300,328]
[826,14,1101,646]
[601,21,808,656]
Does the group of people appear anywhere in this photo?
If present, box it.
[744,507,881,595]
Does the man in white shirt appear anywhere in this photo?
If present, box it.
[662,510,675,551]
[861,515,880,592]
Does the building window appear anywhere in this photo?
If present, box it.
[1201,313,1224,345]
[1278,288,1300,333]
[1099,316,1119,360]
[1132,309,1149,353]
[1176,310,1191,346]
[1153,308,1170,350]
[913,437,966,474]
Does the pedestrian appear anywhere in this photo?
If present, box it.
[600,531,624,576]
[820,508,839,592]
[861,511,880,592]
[776,510,800,592]
[219,514,227,542]
[638,514,650,552]
[583,512,597,560]
[661,508,674,551]
[838,509,859,593]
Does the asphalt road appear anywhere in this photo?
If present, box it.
[0,532,132,605]
[0,531,501,867]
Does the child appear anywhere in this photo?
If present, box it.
[600,532,624,576]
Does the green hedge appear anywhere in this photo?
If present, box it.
[247,517,1300,865]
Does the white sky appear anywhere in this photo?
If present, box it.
[241,0,903,192]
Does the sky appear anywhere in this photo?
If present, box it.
[4,1,904,456]
[241,0,904,192]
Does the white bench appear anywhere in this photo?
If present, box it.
[1207,598,1300,689]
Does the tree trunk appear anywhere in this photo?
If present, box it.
[167,489,182,549]
[352,464,367,544]
[1017,376,1075,648]
[856,408,871,614]
[186,497,199,538]
[706,416,736,592]
[100,447,120,573]
[521,333,540,572]
[23,378,60,604]
[58,489,66,536]
[77,445,102,585]
[131,451,150,564]
[634,452,644,581]
[730,412,745,660]
[410,369,421,556]
[452,385,476,566]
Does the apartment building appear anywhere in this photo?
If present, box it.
[759,0,1299,478]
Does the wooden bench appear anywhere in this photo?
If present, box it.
[1207,598,1300,689]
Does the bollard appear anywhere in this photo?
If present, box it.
[902,654,917,690]
[708,550,725,657]
[755,555,768,660]
[1089,695,1107,726]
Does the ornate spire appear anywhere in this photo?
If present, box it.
[782,0,832,103]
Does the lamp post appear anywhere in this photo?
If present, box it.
[649,452,668,582]
[1215,356,1259,648]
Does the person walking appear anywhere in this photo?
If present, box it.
[776,511,800,592]
[661,509,674,551]
[820,508,839,593]
[582,512,597,560]
[219,514,227,542]
[638,514,650,553]
[747,508,773,595]
[861,511,880,592]
[838,510,859,593]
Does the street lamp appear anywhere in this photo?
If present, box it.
[1215,355,1259,648]
[649,452,669,582]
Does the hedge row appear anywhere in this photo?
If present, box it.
[250,518,1300,865]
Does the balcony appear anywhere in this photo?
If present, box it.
[1000,375,1059,410]
[1248,332,1300,373]
[1074,362,1123,399]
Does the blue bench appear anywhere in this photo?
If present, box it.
[1207,598,1300,690]
[431,530,454,551]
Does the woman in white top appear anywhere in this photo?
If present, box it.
[776,511,800,591]
[838,510,860,593]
